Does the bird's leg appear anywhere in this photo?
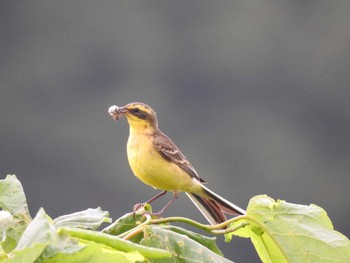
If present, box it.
[146,190,168,204]
[133,190,168,214]
[152,191,179,218]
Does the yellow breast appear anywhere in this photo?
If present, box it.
[126,131,198,192]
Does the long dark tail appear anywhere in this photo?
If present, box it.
[186,185,245,225]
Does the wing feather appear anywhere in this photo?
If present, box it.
[152,130,205,182]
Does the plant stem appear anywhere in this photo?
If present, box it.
[150,214,248,234]
[61,227,172,258]
[122,214,153,240]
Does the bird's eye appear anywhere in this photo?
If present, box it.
[131,108,140,114]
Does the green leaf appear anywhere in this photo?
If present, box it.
[4,208,54,262]
[0,211,18,252]
[0,176,31,253]
[5,243,47,263]
[42,242,145,263]
[53,208,111,230]
[102,212,141,235]
[102,212,145,243]
[0,175,31,222]
[160,225,223,256]
[65,228,172,259]
[230,195,350,263]
[141,226,234,263]
[0,248,7,262]
[5,208,82,262]
[102,203,153,236]
[40,230,82,259]
[15,208,55,251]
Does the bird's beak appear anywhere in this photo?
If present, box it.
[108,105,128,121]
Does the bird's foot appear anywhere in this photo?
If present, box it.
[132,202,153,219]
[133,202,146,213]
[132,203,165,220]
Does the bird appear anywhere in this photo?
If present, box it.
[108,102,245,225]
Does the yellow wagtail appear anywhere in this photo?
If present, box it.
[108,102,245,224]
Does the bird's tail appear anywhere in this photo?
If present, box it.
[186,185,245,225]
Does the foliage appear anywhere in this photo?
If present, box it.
[0,175,349,262]
[227,195,350,262]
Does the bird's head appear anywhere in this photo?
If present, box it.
[108,102,158,129]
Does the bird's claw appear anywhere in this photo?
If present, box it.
[132,203,163,220]
[132,203,148,219]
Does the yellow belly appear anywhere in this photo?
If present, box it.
[127,133,199,192]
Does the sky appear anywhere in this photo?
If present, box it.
[1,1,350,262]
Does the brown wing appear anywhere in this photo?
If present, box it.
[152,130,205,183]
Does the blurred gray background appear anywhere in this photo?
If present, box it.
[1,1,349,262]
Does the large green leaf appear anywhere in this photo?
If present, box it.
[102,212,142,236]
[0,175,31,222]
[0,176,31,253]
[65,228,172,259]
[102,211,149,243]
[229,195,350,263]
[42,242,145,263]
[53,208,111,230]
[160,225,223,256]
[5,208,54,263]
[4,208,81,263]
[15,208,55,251]
[141,226,234,263]
[0,211,21,253]
[5,243,47,263]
